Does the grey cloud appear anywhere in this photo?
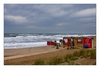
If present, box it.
[5,15,27,24]
[4,4,96,33]
[73,8,96,17]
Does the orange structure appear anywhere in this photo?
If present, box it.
[63,37,71,47]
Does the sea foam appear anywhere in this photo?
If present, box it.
[4,33,96,49]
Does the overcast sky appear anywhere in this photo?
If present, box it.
[4,4,96,33]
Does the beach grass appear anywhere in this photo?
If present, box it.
[47,57,64,65]
[34,59,45,65]
[33,49,96,65]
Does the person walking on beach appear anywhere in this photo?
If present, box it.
[54,40,59,49]
[59,39,63,47]
[62,39,65,48]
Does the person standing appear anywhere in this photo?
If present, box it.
[63,39,65,48]
[59,39,63,47]
[70,38,74,49]
[54,40,59,49]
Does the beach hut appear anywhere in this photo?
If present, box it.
[73,36,96,48]
[74,37,84,47]
[83,37,94,48]
[63,37,71,47]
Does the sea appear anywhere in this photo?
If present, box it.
[4,33,96,49]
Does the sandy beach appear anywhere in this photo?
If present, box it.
[4,46,95,65]
[4,36,96,65]
[4,46,66,60]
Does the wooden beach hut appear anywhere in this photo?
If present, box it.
[74,37,84,47]
[63,37,71,47]
[74,36,96,48]
[83,37,96,48]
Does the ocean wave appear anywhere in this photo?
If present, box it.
[4,33,96,49]
[4,42,47,49]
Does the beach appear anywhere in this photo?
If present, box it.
[4,36,96,65]
[4,46,79,65]
[4,46,65,60]
[4,4,96,65]
[4,46,96,65]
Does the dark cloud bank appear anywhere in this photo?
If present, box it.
[4,4,96,33]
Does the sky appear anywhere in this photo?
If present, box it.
[4,4,96,34]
